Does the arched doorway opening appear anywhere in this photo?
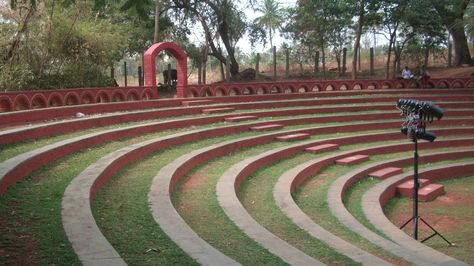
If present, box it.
[144,42,188,98]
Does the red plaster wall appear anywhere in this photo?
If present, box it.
[144,42,188,98]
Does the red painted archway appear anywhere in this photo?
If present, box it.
[144,42,188,98]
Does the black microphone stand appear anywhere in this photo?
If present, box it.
[398,127,454,246]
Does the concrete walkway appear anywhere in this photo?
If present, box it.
[62,149,130,266]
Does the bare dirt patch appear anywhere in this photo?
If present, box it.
[179,171,210,191]
[428,66,474,78]
[387,177,474,264]
[0,218,39,266]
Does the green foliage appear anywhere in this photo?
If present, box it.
[0,63,34,90]
[0,1,132,90]
[402,38,426,66]
[120,0,151,19]
[465,3,474,40]
[253,0,285,48]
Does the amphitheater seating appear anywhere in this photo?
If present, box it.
[1,87,473,265]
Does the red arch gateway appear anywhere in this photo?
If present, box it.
[144,42,188,98]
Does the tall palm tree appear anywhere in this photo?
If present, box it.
[253,0,284,48]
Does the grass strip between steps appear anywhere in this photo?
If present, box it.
[0,124,236,265]
[93,133,287,265]
[172,130,400,264]
[293,142,414,265]
[172,141,291,265]
[237,151,360,265]
[344,149,474,237]
[0,142,123,265]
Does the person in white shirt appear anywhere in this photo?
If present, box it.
[402,66,413,79]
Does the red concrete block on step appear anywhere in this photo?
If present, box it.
[250,124,284,131]
[335,154,369,165]
[275,133,311,142]
[202,107,235,114]
[369,167,403,180]
[305,143,339,153]
[225,115,258,122]
[419,184,445,201]
[182,100,214,106]
[397,178,431,197]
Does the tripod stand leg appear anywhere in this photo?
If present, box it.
[400,216,415,230]
[419,217,455,246]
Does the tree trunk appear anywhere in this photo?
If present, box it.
[321,43,326,80]
[269,28,273,49]
[385,29,397,79]
[314,51,319,75]
[4,3,36,62]
[201,44,208,84]
[448,40,452,67]
[154,0,161,43]
[450,25,473,65]
[432,0,472,66]
[217,14,239,77]
[385,44,392,80]
[352,13,364,80]
[342,47,347,75]
[392,51,397,79]
[424,45,430,67]
[178,1,241,77]
[336,53,341,74]
[392,45,401,79]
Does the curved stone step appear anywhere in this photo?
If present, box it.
[62,128,250,266]
[149,133,326,265]
[2,99,471,145]
[66,119,407,264]
[363,162,474,266]
[224,115,258,122]
[328,149,474,266]
[276,139,474,265]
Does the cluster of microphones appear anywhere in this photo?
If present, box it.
[397,99,444,142]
